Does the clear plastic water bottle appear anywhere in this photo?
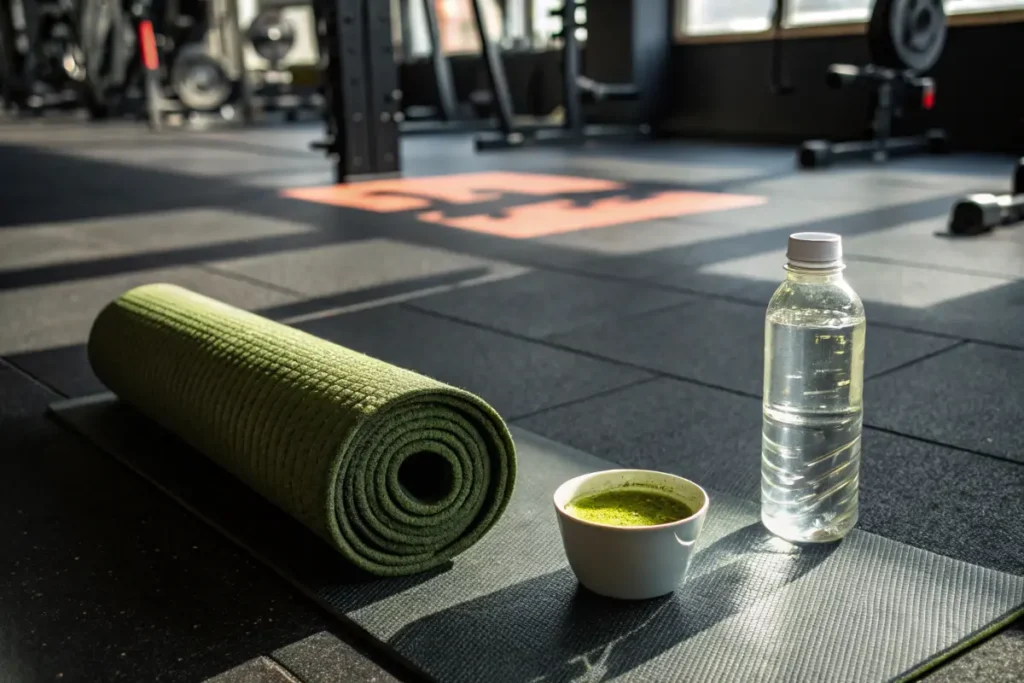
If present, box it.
[761,232,865,543]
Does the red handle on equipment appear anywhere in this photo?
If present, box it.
[139,20,159,72]
[922,82,935,110]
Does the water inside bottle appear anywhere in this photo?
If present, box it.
[761,306,866,543]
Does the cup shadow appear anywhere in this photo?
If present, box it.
[390,523,839,682]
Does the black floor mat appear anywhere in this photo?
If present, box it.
[51,395,1024,683]
[517,377,1024,575]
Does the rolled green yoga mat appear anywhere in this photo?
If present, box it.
[87,283,516,577]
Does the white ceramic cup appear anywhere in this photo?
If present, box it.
[554,469,709,600]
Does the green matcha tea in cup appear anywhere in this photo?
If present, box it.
[554,469,709,600]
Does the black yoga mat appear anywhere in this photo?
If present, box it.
[52,394,1024,683]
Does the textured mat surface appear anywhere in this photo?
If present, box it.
[87,284,516,576]
[50,398,1024,683]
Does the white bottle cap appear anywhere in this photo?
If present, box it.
[787,232,843,268]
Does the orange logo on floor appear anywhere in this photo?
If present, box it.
[282,171,765,239]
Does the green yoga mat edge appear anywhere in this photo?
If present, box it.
[85,283,517,577]
[320,387,517,575]
[48,398,1024,683]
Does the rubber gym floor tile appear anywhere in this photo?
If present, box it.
[293,304,652,419]
[843,216,1024,280]
[0,210,323,294]
[203,657,298,683]
[4,264,524,400]
[548,298,959,396]
[738,168,975,203]
[539,215,778,261]
[272,632,403,683]
[867,279,1024,349]
[568,196,958,299]
[515,377,1024,575]
[922,623,1024,683]
[40,208,315,256]
[0,362,346,683]
[409,270,692,339]
[0,266,296,357]
[0,224,121,272]
[5,343,100,398]
[857,429,1024,576]
[866,343,1024,463]
[557,156,770,186]
[515,378,764,500]
[69,144,316,179]
[208,238,527,299]
[645,195,894,231]
[692,249,1014,310]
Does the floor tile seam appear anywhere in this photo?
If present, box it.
[260,656,305,683]
[0,355,68,399]
[864,340,970,382]
[618,280,1024,353]
[863,425,1024,469]
[843,253,1023,281]
[402,300,977,401]
[196,263,308,298]
[507,376,662,422]
[542,297,704,340]
[397,303,678,381]
[526,263,973,342]
[403,308,1024,466]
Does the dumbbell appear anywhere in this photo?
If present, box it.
[949,192,1024,236]
[948,157,1024,236]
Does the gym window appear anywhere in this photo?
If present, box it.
[945,0,1024,13]
[678,0,1024,37]
[784,0,872,27]
[681,0,773,35]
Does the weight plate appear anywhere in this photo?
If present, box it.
[868,0,946,72]
[171,44,233,112]
[248,10,297,65]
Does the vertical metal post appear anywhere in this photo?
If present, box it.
[560,0,582,135]
[316,0,371,181]
[224,0,254,124]
[469,0,515,135]
[0,0,18,109]
[20,0,40,83]
[364,0,401,174]
[523,0,534,47]
[873,79,893,162]
[398,0,413,60]
[422,0,457,121]
[312,0,401,182]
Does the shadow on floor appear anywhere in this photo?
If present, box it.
[389,524,836,682]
